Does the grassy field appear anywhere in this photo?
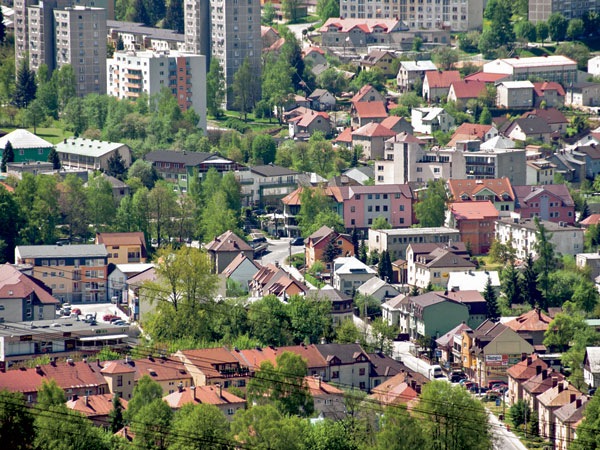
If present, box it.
[209,111,285,133]
[1,126,73,144]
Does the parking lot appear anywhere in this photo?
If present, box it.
[58,302,129,324]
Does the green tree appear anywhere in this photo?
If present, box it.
[414,179,447,227]
[515,20,537,42]
[87,172,115,231]
[144,0,165,26]
[248,295,293,346]
[488,239,516,264]
[59,174,88,238]
[371,317,397,354]
[131,399,172,450]
[533,217,556,302]
[572,279,599,313]
[206,59,225,118]
[509,400,538,435]
[128,159,158,189]
[351,226,360,255]
[335,318,361,344]
[567,18,585,40]
[233,58,258,120]
[63,97,88,135]
[23,99,45,134]
[248,351,314,417]
[556,41,590,70]
[309,133,334,176]
[484,276,500,321]
[0,8,5,44]
[282,0,301,22]
[571,390,600,449]
[163,0,183,33]
[125,374,164,422]
[37,379,67,409]
[432,47,458,70]
[56,65,77,112]
[372,216,392,230]
[377,405,427,450]
[323,234,343,265]
[458,31,481,53]
[0,390,34,450]
[521,254,542,309]
[13,60,36,109]
[536,21,549,42]
[306,419,357,450]
[252,134,277,165]
[378,250,393,283]
[501,262,522,307]
[1,140,14,172]
[116,35,125,50]
[548,12,568,42]
[263,2,277,24]
[263,55,295,124]
[106,152,127,179]
[109,393,125,433]
[298,187,333,235]
[169,403,230,450]
[418,381,491,450]
[127,0,151,24]
[288,294,333,344]
[412,36,423,52]
[479,107,492,125]
[47,147,61,170]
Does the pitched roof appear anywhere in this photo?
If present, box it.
[352,101,388,118]
[177,347,243,378]
[100,357,191,383]
[308,225,336,245]
[415,248,475,270]
[302,46,324,56]
[67,393,128,417]
[305,376,344,396]
[448,178,515,202]
[450,80,487,99]
[537,381,581,408]
[16,244,108,259]
[400,60,437,72]
[362,50,395,65]
[222,252,261,277]
[383,294,407,309]
[320,18,402,34]
[522,368,565,395]
[554,396,588,424]
[292,110,330,128]
[505,309,552,333]
[380,116,405,129]
[351,84,380,103]
[205,230,252,253]
[100,361,136,375]
[449,123,493,143]
[506,354,548,380]
[250,164,299,177]
[163,386,245,408]
[307,285,352,302]
[308,88,331,100]
[522,108,568,125]
[581,214,600,226]
[0,181,14,193]
[96,232,147,255]
[261,25,279,37]
[386,131,424,144]
[436,322,471,347]
[144,150,223,166]
[0,129,53,149]
[513,184,574,207]
[490,55,576,69]
[532,81,566,97]
[0,264,59,305]
[54,138,126,158]
[334,127,354,143]
[480,135,516,150]
[368,373,419,406]
[464,72,508,83]
[316,343,370,365]
[334,257,376,275]
[357,277,399,296]
[511,117,552,135]
[448,200,499,220]
[237,344,328,370]
[576,144,600,160]
[281,186,343,206]
[367,352,408,378]
[351,122,396,138]
[424,70,461,89]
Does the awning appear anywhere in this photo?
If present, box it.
[79,334,128,342]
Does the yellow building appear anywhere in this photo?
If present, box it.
[96,232,148,265]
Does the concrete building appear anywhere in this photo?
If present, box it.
[411,107,454,134]
[460,141,527,186]
[583,347,600,389]
[368,227,461,260]
[396,60,437,92]
[529,0,600,23]
[54,138,132,172]
[496,81,534,108]
[526,159,556,186]
[565,82,600,107]
[54,6,107,96]
[351,122,397,160]
[446,200,499,255]
[512,184,576,224]
[108,20,185,52]
[576,253,600,281]
[107,50,207,129]
[95,232,148,265]
[448,178,515,215]
[332,257,376,295]
[184,0,210,58]
[483,56,578,85]
[409,246,475,289]
[235,164,300,208]
[589,55,600,77]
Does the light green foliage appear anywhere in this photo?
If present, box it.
[248,295,294,346]
[548,12,569,41]
[263,54,295,123]
[252,134,277,165]
[288,294,333,344]
[169,403,230,450]
[536,21,549,42]
[248,351,314,417]
[128,159,158,189]
[125,375,164,422]
[317,68,348,96]
[533,218,556,301]
[306,419,358,450]
[262,2,276,25]
[86,172,115,232]
[0,184,23,263]
[488,239,516,264]
[515,21,537,42]
[350,69,386,93]
[371,317,397,355]
[132,399,172,450]
[233,58,259,120]
[298,187,336,236]
[414,179,447,227]
[556,41,590,70]
[479,107,492,125]
[335,319,362,344]
[354,293,381,318]
[372,216,391,230]
[206,59,225,118]
[432,47,458,70]
[377,406,427,450]
[567,18,585,39]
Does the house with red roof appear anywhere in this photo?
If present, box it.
[351,122,397,159]
[305,376,346,419]
[423,70,461,102]
[464,71,509,84]
[163,384,245,420]
[0,264,59,322]
[288,109,331,139]
[351,84,384,103]
[447,123,498,147]
[533,82,565,108]
[505,309,552,346]
[67,393,129,427]
[380,115,413,135]
[302,46,327,67]
[368,372,420,406]
[205,230,253,273]
[0,181,14,192]
[305,225,354,272]
[512,184,575,224]
[447,178,515,215]
[319,18,406,48]
[333,127,354,147]
[579,214,600,228]
[261,26,280,49]
[351,101,388,128]
[250,264,309,298]
[447,80,487,105]
[446,201,499,255]
[507,354,548,406]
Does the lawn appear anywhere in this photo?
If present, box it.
[209,111,285,133]
[1,126,73,144]
[477,255,503,272]
[305,273,325,288]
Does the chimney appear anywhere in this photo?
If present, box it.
[536,365,542,375]
[35,365,43,375]
[316,376,321,389]
[521,353,527,361]
[67,358,74,366]
[217,383,223,398]
[527,356,532,365]
[576,398,582,408]
[96,358,101,368]
[552,377,558,388]
[570,393,576,403]
[558,382,564,393]
[191,385,196,401]
[84,395,89,406]
[542,369,548,380]
[178,382,184,393]
[125,355,130,364]
[72,394,78,402]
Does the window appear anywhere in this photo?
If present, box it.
[359,368,365,376]
[332,371,339,378]
[117,375,123,387]
[399,205,404,211]
[359,382,366,390]
[227,408,235,415]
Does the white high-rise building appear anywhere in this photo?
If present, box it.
[107,50,207,130]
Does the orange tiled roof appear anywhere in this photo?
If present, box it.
[305,376,344,396]
[163,386,245,408]
[450,80,487,99]
[448,178,515,202]
[505,309,552,333]
[425,70,461,89]
[448,200,499,220]
[352,101,388,118]
[506,354,548,380]
[67,393,128,417]
[351,122,396,138]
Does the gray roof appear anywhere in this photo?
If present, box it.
[145,150,224,166]
[316,343,369,364]
[512,117,552,134]
[107,20,184,42]
[357,277,399,296]
[0,317,127,338]
[55,138,127,158]
[16,244,108,259]
[409,292,451,308]
[308,286,352,302]
[101,174,129,188]
[586,347,600,373]
[400,60,437,72]
[250,164,299,177]
[0,129,53,149]
[496,217,580,232]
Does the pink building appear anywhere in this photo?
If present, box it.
[513,185,575,225]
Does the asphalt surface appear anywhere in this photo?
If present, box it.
[260,237,305,267]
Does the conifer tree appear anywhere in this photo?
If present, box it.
[109,393,125,433]
[1,141,14,172]
[484,276,500,322]
[47,148,61,170]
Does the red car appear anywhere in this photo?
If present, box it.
[72,308,82,315]
[103,314,120,322]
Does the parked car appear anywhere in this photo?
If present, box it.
[103,314,120,322]
[290,237,304,246]
[113,320,128,326]
[450,371,465,383]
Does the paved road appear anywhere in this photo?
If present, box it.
[488,408,529,450]
[260,237,304,267]
[286,21,319,48]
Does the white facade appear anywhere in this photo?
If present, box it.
[526,159,555,186]
[107,50,206,130]
[495,218,584,260]
[332,257,376,295]
[483,56,578,85]
[589,56,600,77]
[368,227,461,259]
[411,107,455,135]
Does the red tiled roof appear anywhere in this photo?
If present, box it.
[334,127,354,143]
[451,123,493,140]
[305,376,344,396]
[205,230,252,253]
[0,181,14,192]
[261,26,279,38]
[580,214,600,226]
[351,122,396,138]
[91,357,192,383]
[351,84,379,103]
[380,116,405,130]
[237,344,328,370]
[507,354,548,380]
[505,309,552,332]
[448,201,499,220]
[178,347,241,379]
[532,81,565,97]
[320,18,400,34]
[352,101,388,118]
[100,361,136,375]
[67,393,128,417]
[281,186,343,206]
[425,70,461,89]
[450,80,487,99]
[302,46,324,56]
[448,178,515,202]
[163,386,245,408]
[368,372,420,406]
[464,72,508,83]
[0,264,60,305]
[295,110,329,128]
[96,232,146,249]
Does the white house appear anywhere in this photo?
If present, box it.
[382,294,406,328]
[588,56,600,77]
[332,257,376,295]
[108,263,154,303]
[357,277,400,302]
[446,270,500,293]
[584,347,600,389]
[411,107,455,135]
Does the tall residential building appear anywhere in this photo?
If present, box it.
[529,0,599,23]
[184,0,210,58]
[339,0,483,32]
[54,6,107,96]
[14,0,37,67]
[107,50,207,129]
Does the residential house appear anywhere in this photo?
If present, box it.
[236,164,300,208]
[357,277,400,302]
[205,230,254,274]
[496,81,534,108]
[98,361,136,400]
[289,110,331,139]
[447,80,487,105]
[367,352,415,390]
[332,256,377,295]
[589,55,600,76]
[281,187,334,237]
[532,82,565,108]
[249,264,309,298]
[162,385,245,420]
[126,267,157,322]
[319,18,409,49]
[382,295,406,328]
[436,322,471,367]
[396,60,437,93]
[447,123,498,148]
[522,108,568,134]
[379,116,413,135]
[315,343,372,391]
[361,50,398,76]
[102,174,130,204]
[537,381,581,444]
[5,161,54,178]
[399,292,469,340]
[67,393,129,427]
[483,56,577,85]
[95,232,147,265]
[446,201,499,255]
[526,158,556,186]
[144,150,245,194]
[522,369,565,412]
[302,46,327,66]
[368,373,420,407]
[512,184,576,224]
[583,347,600,388]
[0,264,59,322]
[580,214,600,228]
[54,138,132,172]
[334,127,354,148]
[444,290,488,330]
[351,84,385,103]
[448,178,515,216]
[462,140,527,185]
[502,117,552,144]
[422,71,461,102]
[15,244,109,303]
[548,149,587,183]
[576,253,600,282]
[464,71,509,84]
[221,253,261,293]
[261,26,280,49]
[507,354,548,406]
[405,242,469,285]
[574,144,600,180]
[410,246,476,289]
[0,129,53,163]
[554,396,588,450]
[306,376,346,419]
[305,225,354,272]
[351,101,388,128]
[351,122,397,160]
[411,107,455,134]
[238,344,329,380]
[368,227,461,260]
[308,286,355,326]
[461,320,534,385]
[107,263,153,303]
[505,309,552,347]
[307,89,336,111]
[565,82,600,107]
[447,270,500,293]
